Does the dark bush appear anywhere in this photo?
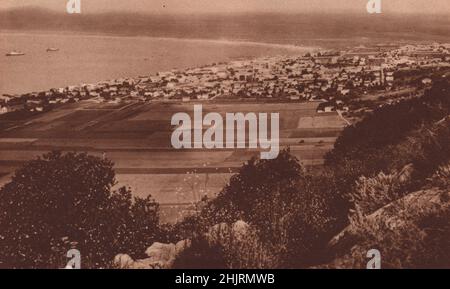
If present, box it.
[172,237,227,269]
[0,151,159,268]
[326,79,450,191]
[174,149,349,268]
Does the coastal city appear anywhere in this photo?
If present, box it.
[1,0,450,271]
[1,42,450,121]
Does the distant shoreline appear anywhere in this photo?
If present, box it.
[0,29,320,53]
[0,29,318,96]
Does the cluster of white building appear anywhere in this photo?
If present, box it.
[1,42,449,115]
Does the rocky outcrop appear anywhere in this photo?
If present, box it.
[113,254,135,269]
[113,220,252,269]
[113,240,192,269]
[206,220,250,247]
[144,242,176,268]
[320,189,450,268]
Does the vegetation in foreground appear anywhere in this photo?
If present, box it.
[0,80,449,268]
[0,152,160,268]
[171,79,450,269]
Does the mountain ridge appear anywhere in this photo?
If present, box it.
[1,7,450,46]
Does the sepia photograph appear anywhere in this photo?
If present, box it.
[0,0,449,274]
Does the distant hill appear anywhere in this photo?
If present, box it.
[1,7,450,47]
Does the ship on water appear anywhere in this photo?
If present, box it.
[5,51,25,57]
[46,48,59,52]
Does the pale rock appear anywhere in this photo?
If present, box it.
[144,242,177,268]
[232,220,250,242]
[113,254,135,269]
[207,222,230,246]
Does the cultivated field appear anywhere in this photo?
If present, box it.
[0,100,346,222]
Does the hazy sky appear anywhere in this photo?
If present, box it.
[1,0,449,15]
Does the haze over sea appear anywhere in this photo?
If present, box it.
[2,8,450,96]
[0,31,311,96]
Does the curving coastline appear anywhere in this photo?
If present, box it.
[0,30,317,96]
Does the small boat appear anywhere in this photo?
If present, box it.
[5,51,25,57]
[46,48,59,52]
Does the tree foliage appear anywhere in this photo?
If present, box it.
[326,79,450,191]
[0,151,159,268]
[174,149,349,268]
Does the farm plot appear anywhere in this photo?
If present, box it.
[0,100,346,223]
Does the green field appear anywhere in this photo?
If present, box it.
[0,100,346,223]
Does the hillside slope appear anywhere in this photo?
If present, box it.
[323,187,450,268]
